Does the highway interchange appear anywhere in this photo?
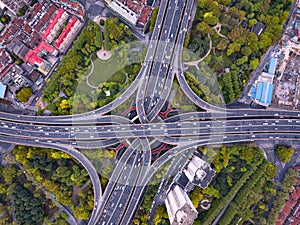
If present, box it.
[0,0,300,224]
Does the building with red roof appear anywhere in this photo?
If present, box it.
[0,0,82,76]
[54,16,80,51]
[41,8,68,42]
[47,4,57,15]
[138,5,152,27]
[37,41,55,54]
[0,0,31,15]
[24,41,58,74]
[24,49,44,65]
[13,18,25,28]
[23,23,32,35]
[276,169,300,225]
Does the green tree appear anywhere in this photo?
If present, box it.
[74,201,90,219]
[183,32,190,48]
[0,15,10,24]
[203,186,220,198]
[9,183,44,224]
[249,19,258,27]
[3,166,17,183]
[196,22,211,33]
[148,8,158,32]
[16,87,32,102]
[204,12,218,26]
[99,19,105,26]
[241,46,252,56]
[276,146,294,162]
[217,39,229,50]
[250,58,259,69]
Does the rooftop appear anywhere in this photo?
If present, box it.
[0,0,31,14]
[6,38,29,59]
[24,41,55,67]
[41,8,66,40]
[183,155,216,189]
[0,82,6,98]
[0,21,4,30]
[268,56,277,75]
[105,0,152,28]
[54,16,79,49]
[0,48,12,74]
[252,82,274,106]
[58,0,85,18]
[251,22,265,36]
[0,64,32,92]
[138,5,152,26]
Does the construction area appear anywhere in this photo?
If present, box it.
[270,6,300,110]
[272,52,300,109]
[250,0,300,110]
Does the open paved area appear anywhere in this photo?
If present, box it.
[97,49,112,61]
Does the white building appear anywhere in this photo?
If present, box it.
[183,155,216,189]
[165,185,198,225]
[105,0,138,26]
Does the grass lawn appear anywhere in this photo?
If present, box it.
[87,54,125,87]
[108,70,126,83]
[76,81,95,95]
[222,52,232,67]
[172,81,197,112]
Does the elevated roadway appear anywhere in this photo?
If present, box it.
[1,118,300,141]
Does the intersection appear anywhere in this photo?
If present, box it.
[0,0,299,224]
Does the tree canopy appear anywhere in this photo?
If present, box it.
[276,145,294,162]
[16,87,32,102]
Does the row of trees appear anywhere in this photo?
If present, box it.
[199,145,266,224]
[147,8,158,32]
[219,71,241,103]
[17,5,28,17]
[0,15,10,24]
[185,71,222,105]
[197,143,297,225]
[217,159,273,225]
[201,163,258,225]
